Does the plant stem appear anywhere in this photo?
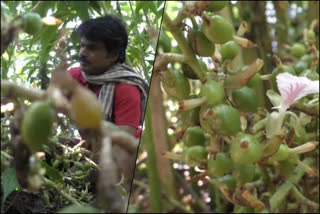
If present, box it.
[1,80,45,101]
[163,12,206,82]
[291,186,320,210]
[179,96,207,111]
[269,157,314,211]
[144,104,162,213]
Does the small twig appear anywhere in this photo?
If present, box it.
[1,80,46,101]
[30,1,44,13]
[291,186,320,210]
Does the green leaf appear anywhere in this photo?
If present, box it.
[71,1,89,21]
[40,161,63,183]
[266,90,282,107]
[1,168,20,206]
[88,1,102,15]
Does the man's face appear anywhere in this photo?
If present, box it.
[79,38,117,75]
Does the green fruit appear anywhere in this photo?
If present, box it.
[232,86,258,113]
[207,1,228,12]
[23,13,43,35]
[158,31,171,53]
[300,54,313,67]
[200,104,241,136]
[202,14,235,44]
[253,167,263,181]
[233,163,255,185]
[21,101,54,152]
[220,41,240,61]
[200,80,224,106]
[183,126,206,147]
[184,145,208,166]
[188,29,215,57]
[216,174,236,191]
[268,144,290,162]
[300,69,319,80]
[208,152,233,177]
[230,134,263,164]
[182,60,207,79]
[290,43,306,58]
[293,61,308,75]
[271,65,296,92]
[162,69,190,100]
[307,30,316,41]
[247,73,261,88]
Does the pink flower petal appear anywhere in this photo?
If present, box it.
[276,72,319,110]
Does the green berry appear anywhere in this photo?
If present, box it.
[216,174,236,191]
[188,29,215,57]
[184,145,208,166]
[299,69,319,80]
[268,144,290,162]
[293,61,308,75]
[220,41,240,61]
[208,152,233,177]
[162,69,190,100]
[23,13,43,35]
[200,104,241,136]
[200,80,224,106]
[247,73,261,88]
[232,86,259,113]
[183,126,206,147]
[202,14,234,44]
[290,43,306,58]
[230,134,263,164]
[233,163,255,185]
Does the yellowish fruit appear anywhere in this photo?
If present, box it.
[71,86,104,129]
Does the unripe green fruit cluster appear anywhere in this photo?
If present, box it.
[159,4,319,209]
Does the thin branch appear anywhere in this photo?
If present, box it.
[1,80,46,101]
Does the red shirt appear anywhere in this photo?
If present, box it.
[68,67,142,138]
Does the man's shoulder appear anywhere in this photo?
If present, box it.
[114,83,141,100]
[115,83,141,93]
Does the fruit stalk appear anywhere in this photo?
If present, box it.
[163,12,207,82]
[236,22,248,37]
[162,151,184,162]
[289,141,319,154]
[179,97,207,111]
[224,58,264,89]
[233,35,258,48]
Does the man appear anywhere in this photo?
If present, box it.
[68,14,149,138]
[67,14,149,191]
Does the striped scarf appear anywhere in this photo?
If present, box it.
[81,63,149,125]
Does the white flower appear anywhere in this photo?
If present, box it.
[276,72,319,111]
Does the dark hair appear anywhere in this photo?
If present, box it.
[76,14,128,63]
